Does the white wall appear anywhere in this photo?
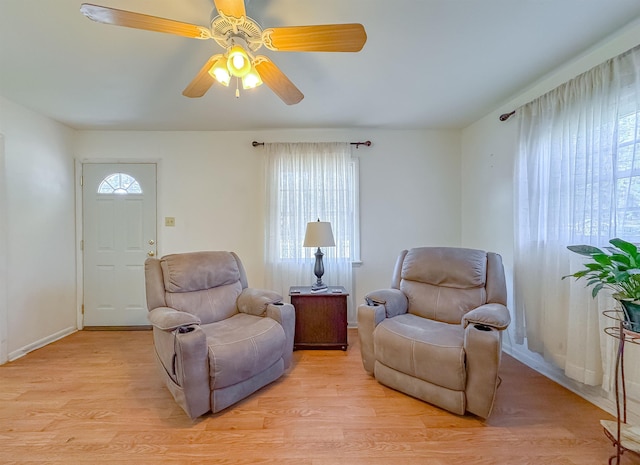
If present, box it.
[0,113,461,362]
[75,128,462,322]
[355,129,461,311]
[461,18,640,412]
[0,96,77,362]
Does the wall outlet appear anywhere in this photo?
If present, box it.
[165,217,176,227]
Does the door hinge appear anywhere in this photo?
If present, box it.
[80,240,84,251]
[81,304,85,315]
[80,176,83,187]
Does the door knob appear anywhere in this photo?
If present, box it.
[147,251,155,257]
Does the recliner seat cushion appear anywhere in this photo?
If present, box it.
[374,313,466,391]
[202,313,286,389]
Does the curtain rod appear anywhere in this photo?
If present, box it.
[252,140,372,148]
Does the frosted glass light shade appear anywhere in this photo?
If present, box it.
[209,57,231,86]
[242,64,263,89]
[227,45,251,77]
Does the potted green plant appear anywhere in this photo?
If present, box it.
[563,238,640,332]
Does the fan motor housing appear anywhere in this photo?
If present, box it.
[211,14,263,52]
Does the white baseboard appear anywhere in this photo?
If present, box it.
[7,326,77,362]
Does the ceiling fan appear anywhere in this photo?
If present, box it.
[79,0,367,105]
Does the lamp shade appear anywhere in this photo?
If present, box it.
[303,221,335,248]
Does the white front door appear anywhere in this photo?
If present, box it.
[82,163,157,326]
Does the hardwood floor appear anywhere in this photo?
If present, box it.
[1,328,638,464]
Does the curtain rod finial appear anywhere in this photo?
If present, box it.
[499,110,516,122]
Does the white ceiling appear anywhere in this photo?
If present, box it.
[2,0,640,131]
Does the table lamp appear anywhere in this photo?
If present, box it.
[303,219,335,291]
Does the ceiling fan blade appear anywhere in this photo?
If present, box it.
[182,55,222,98]
[262,24,367,52]
[213,0,246,18]
[80,3,211,39]
[255,57,304,105]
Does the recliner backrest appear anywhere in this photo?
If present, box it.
[149,251,249,324]
[397,247,500,324]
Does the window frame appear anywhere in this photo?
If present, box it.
[97,172,143,195]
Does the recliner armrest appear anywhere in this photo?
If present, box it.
[237,288,283,316]
[357,303,387,375]
[365,289,408,318]
[266,302,296,369]
[462,303,510,330]
[148,307,201,331]
[151,324,210,419]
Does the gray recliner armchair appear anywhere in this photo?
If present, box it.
[357,247,511,419]
[144,251,295,419]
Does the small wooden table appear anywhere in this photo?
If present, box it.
[289,286,349,350]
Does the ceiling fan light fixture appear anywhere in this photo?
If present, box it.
[227,45,251,77]
[242,64,263,89]
[209,57,231,86]
[80,2,367,105]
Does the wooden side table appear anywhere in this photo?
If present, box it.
[289,286,349,350]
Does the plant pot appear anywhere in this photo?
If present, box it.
[621,300,640,333]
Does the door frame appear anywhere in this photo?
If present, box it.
[0,135,7,363]
[76,159,161,329]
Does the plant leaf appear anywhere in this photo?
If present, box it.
[610,253,632,266]
[592,253,612,266]
[562,271,584,280]
[567,245,604,256]
[584,263,605,271]
[592,283,604,298]
[615,271,630,282]
[610,238,638,257]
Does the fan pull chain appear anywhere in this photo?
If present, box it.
[235,78,240,98]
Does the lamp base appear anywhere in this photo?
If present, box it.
[311,247,328,292]
[311,281,328,291]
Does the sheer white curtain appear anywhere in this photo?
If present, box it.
[264,142,357,321]
[515,45,640,388]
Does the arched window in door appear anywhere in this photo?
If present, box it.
[97,173,142,194]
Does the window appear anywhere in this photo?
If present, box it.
[264,142,358,312]
[514,44,640,389]
[97,173,142,194]
[277,157,360,261]
[614,110,640,242]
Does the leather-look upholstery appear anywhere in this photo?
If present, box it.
[145,251,295,419]
[357,247,510,419]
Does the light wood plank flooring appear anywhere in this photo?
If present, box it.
[1,329,637,464]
